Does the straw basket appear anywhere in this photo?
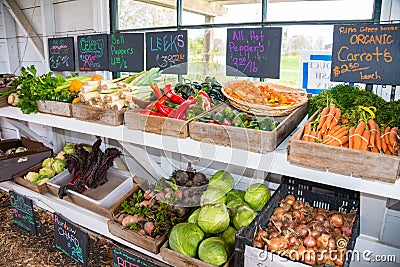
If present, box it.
[222,81,308,116]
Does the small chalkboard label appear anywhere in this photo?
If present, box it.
[78,34,109,71]
[109,33,144,72]
[112,246,155,267]
[54,213,88,267]
[226,27,282,78]
[331,24,400,85]
[9,191,37,234]
[146,30,188,74]
[48,37,75,71]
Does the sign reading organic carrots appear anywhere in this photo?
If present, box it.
[331,24,400,85]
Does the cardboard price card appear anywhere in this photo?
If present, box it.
[331,23,400,85]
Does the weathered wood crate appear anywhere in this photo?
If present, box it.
[13,163,48,194]
[124,110,191,138]
[189,103,307,153]
[287,111,400,183]
[160,242,233,267]
[71,103,125,126]
[0,95,7,107]
[36,100,73,117]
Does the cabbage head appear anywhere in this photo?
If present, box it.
[219,226,237,253]
[226,189,245,204]
[198,237,229,266]
[169,223,204,257]
[37,178,49,186]
[42,157,54,168]
[63,143,75,154]
[24,172,39,183]
[233,206,257,230]
[226,199,249,218]
[208,170,234,194]
[197,203,230,234]
[52,159,66,174]
[200,189,226,206]
[188,208,200,224]
[39,167,56,179]
[244,183,270,211]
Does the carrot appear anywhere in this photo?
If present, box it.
[353,121,366,150]
[317,107,330,130]
[309,130,317,142]
[389,127,398,147]
[375,123,382,152]
[341,117,349,125]
[360,130,370,151]
[371,146,379,153]
[388,143,395,154]
[349,127,355,149]
[330,108,341,129]
[383,127,391,146]
[343,143,349,148]
[323,105,336,133]
[381,134,388,155]
[367,119,376,148]
[330,136,349,146]
[302,123,312,141]
[323,125,341,141]
[324,129,348,145]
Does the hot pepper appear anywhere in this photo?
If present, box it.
[169,96,196,119]
[197,90,212,111]
[150,79,163,100]
[155,102,175,116]
[164,84,185,104]
[138,109,165,117]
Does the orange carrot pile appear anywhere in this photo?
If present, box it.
[301,105,399,156]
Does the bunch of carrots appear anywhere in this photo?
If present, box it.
[302,105,399,155]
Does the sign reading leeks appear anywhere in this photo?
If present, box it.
[331,24,400,85]
[109,33,144,72]
[226,27,282,78]
[146,30,188,74]
[54,213,88,267]
[48,37,75,71]
[9,191,37,234]
[78,34,109,71]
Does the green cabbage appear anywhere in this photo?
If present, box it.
[244,183,271,211]
[200,189,226,206]
[197,203,230,234]
[198,237,229,266]
[55,151,65,160]
[52,159,66,174]
[39,167,55,179]
[226,199,249,218]
[219,226,237,253]
[188,208,201,224]
[226,189,245,204]
[41,157,54,168]
[24,172,39,183]
[169,223,204,258]
[233,205,257,230]
[208,170,234,194]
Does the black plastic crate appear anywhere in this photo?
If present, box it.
[234,176,360,267]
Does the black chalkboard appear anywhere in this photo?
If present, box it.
[146,30,188,74]
[226,27,282,78]
[48,37,75,71]
[78,34,109,71]
[54,213,88,267]
[331,24,400,85]
[9,191,37,234]
[112,246,168,267]
[109,33,144,72]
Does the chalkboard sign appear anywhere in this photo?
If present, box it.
[112,246,167,267]
[78,34,109,71]
[331,24,400,85]
[146,30,188,74]
[48,37,75,71]
[226,27,282,78]
[109,33,144,72]
[54,213,88,267]
[9,191,37,234]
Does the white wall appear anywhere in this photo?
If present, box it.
[0,0,109,75]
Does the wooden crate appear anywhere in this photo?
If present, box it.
[13,163,48,194]
[0,95,7,107]
[36,100,72,117]
[287,111,400,183]
[47,182,139,218]
[124,110,190,138]
[71,103,125,126]
[189,103,307,153]
[160,242,233,267]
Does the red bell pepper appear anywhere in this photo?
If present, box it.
[150,80,163,100]
[169,96,197,119]
[198,91,212,111]
[138,109,165,117]
[164,84,185,104]
[155,102,175,116]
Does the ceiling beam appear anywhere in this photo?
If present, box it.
[135,0,227,17]
[4,0,44,59]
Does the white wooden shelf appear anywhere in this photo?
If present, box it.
[1,106,399,200]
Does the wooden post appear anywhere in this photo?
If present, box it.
[204,15,214,76]
[40,0,55,72]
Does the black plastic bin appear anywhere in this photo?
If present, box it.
[234,176,360,267]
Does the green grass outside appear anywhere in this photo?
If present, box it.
[281,55,300,70]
